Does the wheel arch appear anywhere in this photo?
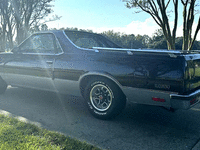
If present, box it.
[79,72,125,98]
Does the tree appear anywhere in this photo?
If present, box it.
[11,0,55,44]
[102,30,149,48]
[41,24,48,31]
[181,0,200,50]
[0,0,15,49]
[148,28,200,50]
[0,0,58,51]
[123,0,200,50]
[101,30,123,46]
[148,29,168,49]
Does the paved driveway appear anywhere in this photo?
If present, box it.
[0,87,200,150]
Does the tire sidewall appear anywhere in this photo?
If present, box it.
[84,79,122,119]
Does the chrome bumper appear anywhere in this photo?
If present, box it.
[122,86,200,110]
[170,89,200,109]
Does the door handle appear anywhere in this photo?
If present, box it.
[46,61,53,64]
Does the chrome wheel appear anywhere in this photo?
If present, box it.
[84,78,126,120]
[90,84,113,111]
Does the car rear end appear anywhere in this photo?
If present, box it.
[170,52,200,109]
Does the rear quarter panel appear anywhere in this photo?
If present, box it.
[53,48,185,97]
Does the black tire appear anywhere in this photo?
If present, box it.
[0,78,7,94]
[84,77,126,120]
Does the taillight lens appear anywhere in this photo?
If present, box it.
[190,98,198,105]
[152,97,166,102]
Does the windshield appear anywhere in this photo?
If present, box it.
[64,30,121,49]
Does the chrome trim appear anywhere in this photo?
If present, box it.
[168,53,177,58]
[79,72,123,88]
[15,34,32,48]
[62,31,98,52]
[15,32,64,55]
[170,89,200,100]
[127,51,133,55]
[170,98,200,109]
[92,47,182,54]
[90,83,113,111]
[54,32,65,54]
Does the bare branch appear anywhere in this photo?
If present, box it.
[166,0,171,9]
[189,16,200,50]
[172,0,178,41]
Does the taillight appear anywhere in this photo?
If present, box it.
[152,97,166,102]
[190,98,197,105]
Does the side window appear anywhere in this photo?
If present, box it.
[19,33,55,54]
[74,37,99,48]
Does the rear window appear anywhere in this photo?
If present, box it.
[64,30,121,49]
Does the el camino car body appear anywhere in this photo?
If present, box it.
[0,30,200,119]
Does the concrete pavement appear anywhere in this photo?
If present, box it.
[1,87,200,150]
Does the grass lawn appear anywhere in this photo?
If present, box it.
[0,114,101,150]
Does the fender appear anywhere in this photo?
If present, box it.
[79,71,123,97]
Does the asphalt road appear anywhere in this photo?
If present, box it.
[0,86,200,150]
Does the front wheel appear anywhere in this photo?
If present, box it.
[84,78,126,120]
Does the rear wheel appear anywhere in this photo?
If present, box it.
[84,77,126,120]
[0,78,7,94]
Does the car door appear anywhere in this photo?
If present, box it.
[3,33,58,91]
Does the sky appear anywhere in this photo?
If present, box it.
[46,0,200,40]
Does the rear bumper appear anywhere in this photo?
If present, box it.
[122,86,200,110]
[170,89,200,109]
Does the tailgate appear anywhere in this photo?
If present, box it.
[185,54,200,93]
